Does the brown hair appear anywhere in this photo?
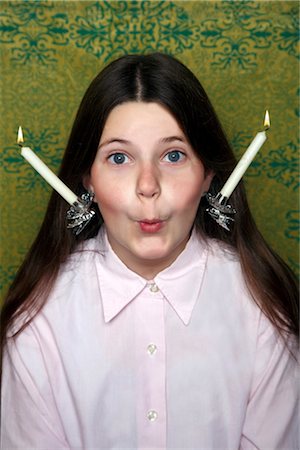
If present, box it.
[1,53,298,377]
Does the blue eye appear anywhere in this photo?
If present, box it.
[108,153,129,164]
[164,151,185,163]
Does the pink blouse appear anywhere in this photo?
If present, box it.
[1,229,298,449]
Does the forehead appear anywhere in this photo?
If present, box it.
[100,101,185,141]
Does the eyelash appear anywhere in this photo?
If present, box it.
[107,153,130,165]
[107,150,186,165]
[162,150,186,163]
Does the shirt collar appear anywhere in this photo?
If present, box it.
[94,228,208,325]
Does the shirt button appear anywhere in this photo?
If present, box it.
[147,410,158,421]
[147,343,157,355]
[149,283,159,293]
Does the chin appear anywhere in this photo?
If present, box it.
[134,246,167,259]
[133,242,176,262]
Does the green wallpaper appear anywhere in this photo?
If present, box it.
[0,0,299,300]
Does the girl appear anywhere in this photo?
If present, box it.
[0,53,298,449]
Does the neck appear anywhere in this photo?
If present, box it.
[106,234,190,280]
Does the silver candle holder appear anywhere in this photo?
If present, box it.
[205,192,236,231]
[66,192,96,235]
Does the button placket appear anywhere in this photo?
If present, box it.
[136,284,166,448]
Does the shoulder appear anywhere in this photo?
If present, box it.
[7,235,104,337]
[200,237,298,348]
[198,236,260,324]
[205,237,238,263]
[37,232,108,318]
[188,232,248,294]
[202,237,243,280]
[56,232,105,285]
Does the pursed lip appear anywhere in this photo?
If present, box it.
[137,218,166,233]
[138,218,164,224]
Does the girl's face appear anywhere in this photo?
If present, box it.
[88,102,213,279]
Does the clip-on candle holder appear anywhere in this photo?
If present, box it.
[66,192,96,235]
[205,192,236,231]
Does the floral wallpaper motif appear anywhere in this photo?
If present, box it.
[199,1,273,69]
[273,6,299,58]
[0,2,69,64]
[70,1,200,60]
[1,128,63,191]
[0,0,299,298]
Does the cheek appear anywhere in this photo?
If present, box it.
[90,169,130,214]
[168,175,206,210]
[94,188,126,218]
[94,189,125,225]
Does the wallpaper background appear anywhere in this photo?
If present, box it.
[0,0,299,300]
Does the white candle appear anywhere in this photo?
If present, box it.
[21,147,77,204]
[220,111,270,199]
[17,127,77,205]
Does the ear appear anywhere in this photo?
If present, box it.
[202,170,215,195]
[82,173,92,191]
[82,174,97,202]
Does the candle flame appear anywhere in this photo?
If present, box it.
[17,126,24,145]
[263,110,270,130]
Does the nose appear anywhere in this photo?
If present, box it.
[136,163,161,199]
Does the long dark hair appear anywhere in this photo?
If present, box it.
[1,53,298,373]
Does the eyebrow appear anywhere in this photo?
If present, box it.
[99,138,130,149]
[99,135,187,148]
[160,135,187,144]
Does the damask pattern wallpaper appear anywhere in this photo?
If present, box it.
[0,1,299,300]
